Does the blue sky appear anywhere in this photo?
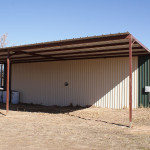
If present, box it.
[0,0,150,48]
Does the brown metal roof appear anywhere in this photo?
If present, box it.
[0,32,149,63]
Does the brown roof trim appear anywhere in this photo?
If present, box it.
[0,47,144,60]
[7,54,150,64]
[0,32,130,52]
[0,50,146,63]
[0,32,149,63]
[132,35,150,52]
[25,41,130,54]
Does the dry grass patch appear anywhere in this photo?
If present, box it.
[0,104,149,150]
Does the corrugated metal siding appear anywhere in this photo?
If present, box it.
[138,56,150,107]
[11,57,138,109]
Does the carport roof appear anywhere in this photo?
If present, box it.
[0,32,149,63]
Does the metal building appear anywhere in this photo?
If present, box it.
[0,32,149,124]
[11,57,138,109]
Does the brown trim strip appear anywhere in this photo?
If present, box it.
[7,54,148,64]
[1,34,129,52]
[31,41,130,54]
[0,51,146,63]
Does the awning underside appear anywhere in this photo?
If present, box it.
[0,32,149,64]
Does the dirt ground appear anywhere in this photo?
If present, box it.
[0,104,150,150]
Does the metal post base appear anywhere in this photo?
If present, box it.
[129,122,133,128]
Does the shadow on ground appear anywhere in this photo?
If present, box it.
[0,103,85,114]
[68,113,129,128]
[0,103,129,128]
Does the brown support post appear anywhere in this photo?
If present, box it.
[6,51,10,114]
[1,64,2,87]
[129,35,132,128]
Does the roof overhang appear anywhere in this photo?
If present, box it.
[0,32,149,64]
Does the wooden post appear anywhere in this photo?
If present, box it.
[6,51,10,114]
[129,35,132,127]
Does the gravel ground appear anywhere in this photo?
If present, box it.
[0,104,150,150]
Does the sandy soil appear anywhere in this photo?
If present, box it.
[0,104,150,150]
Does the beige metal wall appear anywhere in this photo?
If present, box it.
[11,57,138,109]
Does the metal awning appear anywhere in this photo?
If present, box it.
[3,32,150,127]
[0,32,149,63]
